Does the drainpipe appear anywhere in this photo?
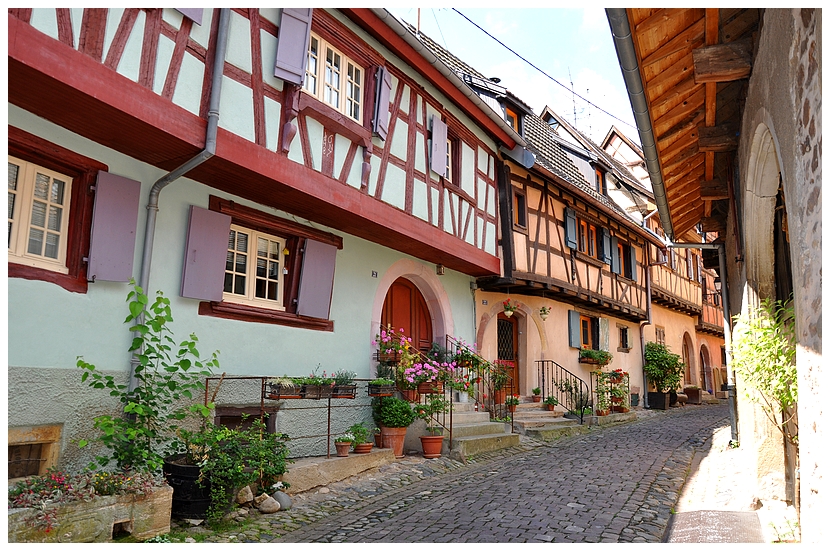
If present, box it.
[668,242,737,441]
[130,8,231,391]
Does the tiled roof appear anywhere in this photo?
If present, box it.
[398,20,635,221]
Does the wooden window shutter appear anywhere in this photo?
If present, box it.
[567,310,581,348]
[373,66,392,141]
[610,236,620,274]
[297,239,337,319]
[629,245,638,282]
[274,8,313,84]
[430,115,448,176]
[180,206,232,301]
[87,171,141,282]
[600,227,612,264]
[564,208,577,249]
[175,8,203,25]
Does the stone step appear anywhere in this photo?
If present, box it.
[449,431,521,460]
[450,410,493,425]
[512,415,579,435]
[524,422,592,442]
[449,421,510,438]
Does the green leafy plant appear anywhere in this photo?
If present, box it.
[369,377,396,386]
[490,362,510,390]
[731,298,797,445]
[347,423,371,445]
[332,369,356,385]
[414,394,450,435]
[579,348,613,365]
[543,395,559,406]
[335,433,355,443]
[532,387,541,396]
[77,280,218,473]
[502,299,519,313]
[377,396,416,428]
[177,416,290,523]
[505,394,520,406]
[643,342,684,393]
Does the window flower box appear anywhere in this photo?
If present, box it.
[332,384,357,399]
[302,384,334,399]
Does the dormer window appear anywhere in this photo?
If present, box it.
[505,106,519,133]
[595,168,607,195]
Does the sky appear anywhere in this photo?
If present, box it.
[385,7,640,146]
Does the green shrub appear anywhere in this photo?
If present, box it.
[643,342,683,393]
[377,397,415,428]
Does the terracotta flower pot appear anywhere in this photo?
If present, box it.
[532,395,542,402]
[417,381,443,394]
[381,426,408,458]
[545,403,556,411]
[596,409,610,416]
[374,432,383,448]
[493,388,507,405]
[353,442,374,454]
[400,388,420,402]
[334,441,351,457]
[419,435,444,459]
[508,404,517,413]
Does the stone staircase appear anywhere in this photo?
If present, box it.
[508,400,589,441]
[444,401,520,461]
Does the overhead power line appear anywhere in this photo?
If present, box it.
[451,8,637,133]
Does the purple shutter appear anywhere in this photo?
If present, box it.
[297,239,337,319]
[180,206,232,301]
[175,8,203,26]
[87,171,141,282]
[430,115,447,176]
[274,8,313,84]
[373,66,392,140]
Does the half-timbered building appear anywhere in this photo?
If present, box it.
[7,8,530,469]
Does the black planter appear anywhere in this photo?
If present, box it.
[647,392,670,410]
[163,454,211,519]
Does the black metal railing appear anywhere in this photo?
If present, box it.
[446,336,515,431]
[535,360,591,424]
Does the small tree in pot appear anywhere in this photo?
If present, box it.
[643,342,684,410]
[376,397,415,458]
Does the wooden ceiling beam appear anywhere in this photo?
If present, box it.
[700,177,729,200]
[661,133,699,165]
[641,18,705,68]
[698,123,739,151]
[692,38,753,83]
[700,213,728,232]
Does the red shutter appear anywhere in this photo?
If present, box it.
[180,206,232,301]
[274,8,313,84]
[175,8,203,25]
[297,239,337,319]
[373,66,392,140]
[87,171,141,282]
[430,115,447,176]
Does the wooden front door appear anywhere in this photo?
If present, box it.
[381,278,433,353]
[497,314,519,392]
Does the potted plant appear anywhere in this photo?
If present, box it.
[373,324,412,363]
[594,374,611,415]
[372,426,383,448]
[348,423,373,454]
[414,394,450,458]
[643,342,684,410]
[403,358,450,394]
[332,369,357,398]
[265,376,303,399]
[532,387,542,402]
[539,306,551,321]
[334,433,354,457]
[543,395,559,411]
[502,298,519,317]
[376,396,416,458]
[505,394,520,413]
[368,377,397,397]
[300,366,335,399]
[579,348,613,366]
[610,384,629,412]
[490,362,510,404]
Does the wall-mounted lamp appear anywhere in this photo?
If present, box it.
[714,277,722,292]
[436,264,445,276]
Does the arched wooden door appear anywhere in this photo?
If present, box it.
[497,313,519,392]
[381,278,433,353]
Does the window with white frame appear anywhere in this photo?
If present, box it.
[224,225,286,310]
[304,33,363,122]
[8,156,72,274]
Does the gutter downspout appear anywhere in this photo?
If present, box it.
[606,9,675,241]
[668,242,737,441]
[130,8,231,391]
[640,240,654,408]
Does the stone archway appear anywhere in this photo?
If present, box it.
[371,259,453,357]
[682,332,695,386]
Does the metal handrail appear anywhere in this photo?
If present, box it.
[535,360,591,424]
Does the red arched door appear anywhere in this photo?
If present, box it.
[381,278,433,353]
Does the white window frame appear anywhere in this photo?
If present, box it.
[8,156,72,274]
[224,224,287,311]
[304,33,363,123]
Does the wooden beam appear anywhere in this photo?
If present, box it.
[693,38,753,83]
[699,177,729,200]
[698,123,739,151]
[700,216,727,233]
[641,18,705,68]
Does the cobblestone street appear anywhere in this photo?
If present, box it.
[181,404,733,543]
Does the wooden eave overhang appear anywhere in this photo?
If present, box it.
[7,14,499,277]
[623,8,761,238]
